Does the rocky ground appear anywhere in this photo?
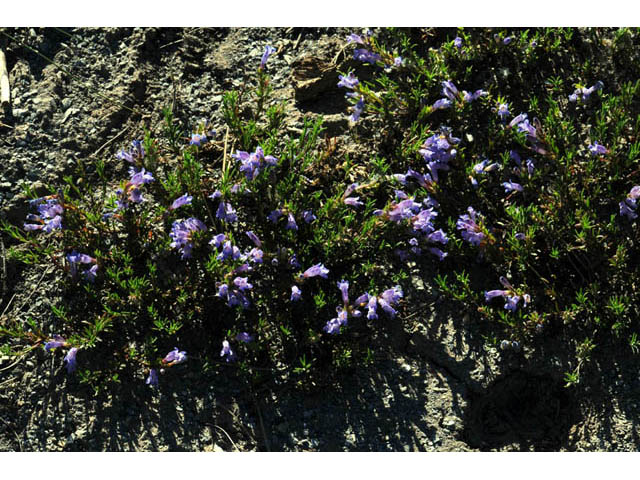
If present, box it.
[1,27,640,451]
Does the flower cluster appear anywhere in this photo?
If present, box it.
[169,217,207,259]
[432,80,487,111]
[374,190,447,260]
[116,140,145,164]
[485,276,531,312]
[620,186,640,220]
[113,167,155,210]
[189,121,215,147]
[217,276,253,309]
[419,128,460,183]
[67,251,98,282]
[232,146,278,181]
[568,81,603,103]
[508,113,547,155]
[457,207,489,247]
[323,282,404,334]
[24,197,64,232]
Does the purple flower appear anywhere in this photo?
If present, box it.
[502,181,523,193]
[432,98,452,110]
[236,332,254,343]
[485,290,508,301]
[344,196,364,208]
[515,232,526,240]
[497,103,510,119]
[589,142,608,156]
[353,49,381,63]
[620,186,640,220]
[128,167,154,186]
[210,233,226,248]
[569,81,603,102]
[169,217,207,259]
[146,369,159,387]
[347,33,365,44]
[64,347,78,374]
[25,198,64,232]
[170,193,193,211]
[246,231,262,247]
[504,295,520,312]
[216,202,237,223]
[619,201,637,220]
[508,113,528,128]
[209,190,222,200]
[302,210,316,223]
[116,140,145,164]
[286,213,298,231]
[190,133,208,146]
[162,347,187,365]
[220,340,236,361]
[350,96,365,122]
[456,207,487,246]
[323,317,343,335]
[260,45,276,69]
[233,276,253,292]
[233,146,278,180]
[367,296,378,320]
[454,36,462,48]
[84,264,99,283]
[393,57,404,67]
[337,72,359,90]
[427,229,448,244]
[267,209,283,223]
[45,335,66,352]
[473,159,499,175]
[503,37,512,45]
[442,81,459,101]
[337,280,349,305]
[463,90,487,102]
[291,285,302,302]
[302,263,329,279]
[429,247,448,261]
[247,248,263,263]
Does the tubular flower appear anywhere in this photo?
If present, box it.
[620,186,640,220]
[169,193,193,211]
[260,45,276,69]
[162,347,187,365]
[45,335,66,352]
[484,276,530,312]
[64,347,79,374]
[456,207,487,246]
[24,197,64,232]
[220,340,236,362]
[146,369,159,387]
[301,263,329,279]
[291,285,302,302]
[568,81,603,102]
[232,146,278,180]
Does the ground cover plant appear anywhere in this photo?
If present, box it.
[2,26,640,402]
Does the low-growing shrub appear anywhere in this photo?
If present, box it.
[2,28,640,390]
